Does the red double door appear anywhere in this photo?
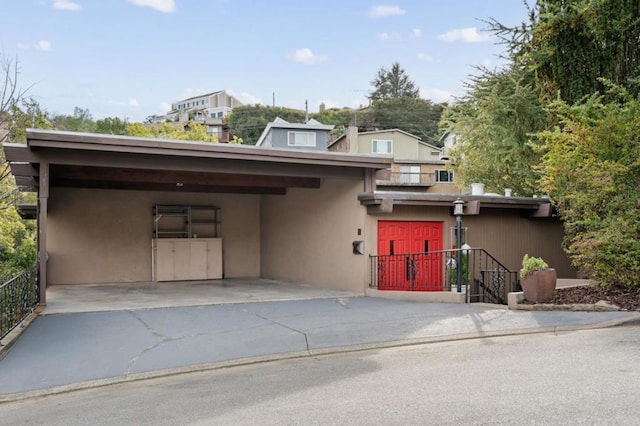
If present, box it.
[377,221,443,291]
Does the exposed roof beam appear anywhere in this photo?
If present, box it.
[50,165,321,189]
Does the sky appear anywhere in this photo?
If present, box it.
[2,0,530,122]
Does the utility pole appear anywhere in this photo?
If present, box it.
[305,99,308,122]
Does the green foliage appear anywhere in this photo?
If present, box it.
[537,85,640,288]
[520,254,549,279]
[226,105,306,145]
[125,122,218,142]
[51,107,96,132]
[6,98,53,142]
[439,64,547,194]
[359,97,445,145]
[369,62,419,102]
[488,0,640,104]
[95,116,128,135]
[310,108,356,138]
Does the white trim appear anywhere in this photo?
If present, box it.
[372,139,393,154]
[287,131,317,147]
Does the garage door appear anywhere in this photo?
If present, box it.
[377,221,443,291]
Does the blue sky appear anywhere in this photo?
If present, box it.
[3,0,529,122]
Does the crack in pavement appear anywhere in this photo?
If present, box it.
[125,310,176,374]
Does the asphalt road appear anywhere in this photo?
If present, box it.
[1,326,639,425]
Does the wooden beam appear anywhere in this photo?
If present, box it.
[525,203,553,217]
[366,199,394,214]
[9,163,38,177]
[3,144,39,162]
[51,178,287,195]
[38,162,49,306]
[50,165,321,189]
[15,176,39,187]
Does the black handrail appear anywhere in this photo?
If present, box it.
[370,248,520,304]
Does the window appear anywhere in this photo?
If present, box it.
[399,165,420,184]
[217,111,223,118]
[372,139,392,154]
[288,131,316,147]
[435,169,454,183]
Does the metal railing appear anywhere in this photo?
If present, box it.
[377,172,435,186]
[0,267,39,340]
[370,248,520,304]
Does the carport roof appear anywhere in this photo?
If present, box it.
[4,129,392,194]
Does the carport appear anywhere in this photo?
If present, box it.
[4,129,392,305]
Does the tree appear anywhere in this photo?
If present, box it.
[358,97,445,145]
[0,54,36,277]
[51,107,96,133]
[125,122,218,142]
[95,116,128,135]
[226,105,306,145]
[439,64,547,195]
[537,85,640,288]
[489,0,640,104]
[369,62,419,102]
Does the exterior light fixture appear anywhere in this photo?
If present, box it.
[453,198,465,293]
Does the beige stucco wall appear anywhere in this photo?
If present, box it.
[260,178,369,293]
[47,188,261,285]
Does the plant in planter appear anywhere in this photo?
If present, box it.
[520,254,557,303]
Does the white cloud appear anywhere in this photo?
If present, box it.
[437,27,494,43]
[227,90,261,105]
[127,0,176,13]
[35,40,54,51]
[411,28,422,38]
[292,48,327,65]
[376,31,400,41]
[367,5,406,18]
[52,0,82,10]
[417,52,435,62]
[109,98,140,108]
[482,58,492,67]
[160,102,172,112]
[422,88,454,103]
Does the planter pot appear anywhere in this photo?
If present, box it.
[521,269,557,303]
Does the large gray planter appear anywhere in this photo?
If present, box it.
[521,269,557,303]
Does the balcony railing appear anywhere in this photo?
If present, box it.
[376,172,435,186]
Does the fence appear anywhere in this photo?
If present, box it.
[370,248,520,304]
[0,267,39,340]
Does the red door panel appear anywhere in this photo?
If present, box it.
[377,221,443,291]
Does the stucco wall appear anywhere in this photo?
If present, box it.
[47,188,260,285]
[260,178,369,293]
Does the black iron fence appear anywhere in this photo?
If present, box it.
[370,248,521,304]
[0,267,39,340]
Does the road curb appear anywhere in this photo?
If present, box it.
[1,312,639,404]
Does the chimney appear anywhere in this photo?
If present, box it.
[347,125,358,153]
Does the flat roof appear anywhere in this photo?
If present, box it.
[4,129,392,194]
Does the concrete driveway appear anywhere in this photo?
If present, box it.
[1,289,638,400]
[43,278,360,314]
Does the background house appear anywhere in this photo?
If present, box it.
[151,90,243,141]
[255,117,334,151]
[328,127,460,194]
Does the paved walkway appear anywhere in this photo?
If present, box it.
[1,295,638,401]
